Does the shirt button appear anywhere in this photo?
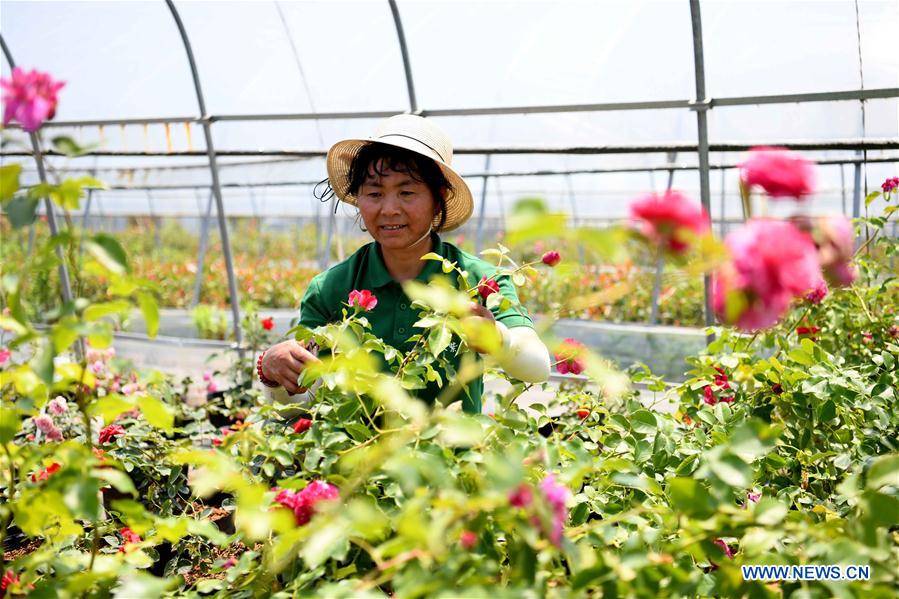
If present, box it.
[399,303,407,310]
[398,327,406,334]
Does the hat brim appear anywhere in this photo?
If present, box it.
[326,138,474,233]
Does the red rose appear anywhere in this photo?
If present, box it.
[460,530,478,550]
[261,317,274,331]
[477,276,500,300]
[577,409,589,419]
[1,569,20,592]
[292,418,312,434]
[98,424,125,444]
[348,289,378,311]
[508,484,533,508]
[118,527,142,553]
[554,338,586,375]
[703,385,716,405]
[30,462,61,483]
[541,251,561,267]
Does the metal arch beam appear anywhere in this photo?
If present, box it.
[689,0,714,332]
[7,138,899,158]
[165,0,244,351]
[21,86,899,128]
[387,0,418,113]
[0,33,80,356]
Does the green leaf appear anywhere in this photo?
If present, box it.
[0,406,21,444]
[31,339,55,386]
[866,454,899,490]
[0,163,22,202]
[92,468,138,496]
[345,422,373,442]
[88,394,136,424]
[3,195,40,228]
[86,233,129,274]
[83,300,132,322]
[137,292,159,338]
[865,190,881,207]
[137,394,175,432]
[817,399,836,422]
[709,453,752,487]
[630,409,658,434]
[427,324,452,356]
[668,477,716,518]
[51,135,98,157]
[753,498,788,525]
[114,572,178,599]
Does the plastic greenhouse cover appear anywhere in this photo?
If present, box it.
[2,0,897,219]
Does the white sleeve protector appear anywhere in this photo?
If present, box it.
[492,322,552,383]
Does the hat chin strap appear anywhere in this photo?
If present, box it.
[402,225,433,250]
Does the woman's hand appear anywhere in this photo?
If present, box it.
[261,340,320,395]
[467,302,502,354]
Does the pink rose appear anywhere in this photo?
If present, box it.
[538,474,571,547]
[713,219,822,331]
[1,67,65,132]
[348,289,378,311]
[739,147,815,199]
[814,214,856,287]
[274,481,339,526]
[0,349,11,364]
[713,538,736,559]
[48,396,68,415]
[32,415,55,434]
[804,278,828,304]
[629,190,709,253]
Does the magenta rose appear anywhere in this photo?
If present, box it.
[629,190,709,254]
[739,147,815,199]
[713,219,822,331]
[1,67,65,132]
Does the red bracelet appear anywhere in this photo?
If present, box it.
[256,351,280,388]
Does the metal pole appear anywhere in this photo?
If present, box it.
[475,155,492,254]
[719,166,727,237]
[649,153,678,325]
[565,174,586,264]
[78,189,94,257]
[852,158,862,249]
[0,34,80,358]
[840,164,848,215]
[387,0,418,112]
[689,0,715,332]
[192,190,214,308]
[321,200,336,270]
[166,0,243,350]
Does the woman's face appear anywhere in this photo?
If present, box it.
[356,161,439,251]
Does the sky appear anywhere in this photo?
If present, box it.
[1,0,897,222]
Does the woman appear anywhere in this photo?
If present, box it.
[258,115,550,414]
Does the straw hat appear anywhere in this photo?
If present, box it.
[326,114,474,232]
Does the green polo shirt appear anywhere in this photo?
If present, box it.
[297,234,534,413]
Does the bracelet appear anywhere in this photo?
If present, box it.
[256,351,280,388]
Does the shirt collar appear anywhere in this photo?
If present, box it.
[367,233,444,289]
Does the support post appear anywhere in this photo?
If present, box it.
[689,0,715,335]
[192,190,214,308]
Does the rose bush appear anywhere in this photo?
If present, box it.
[2,70,897,597]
